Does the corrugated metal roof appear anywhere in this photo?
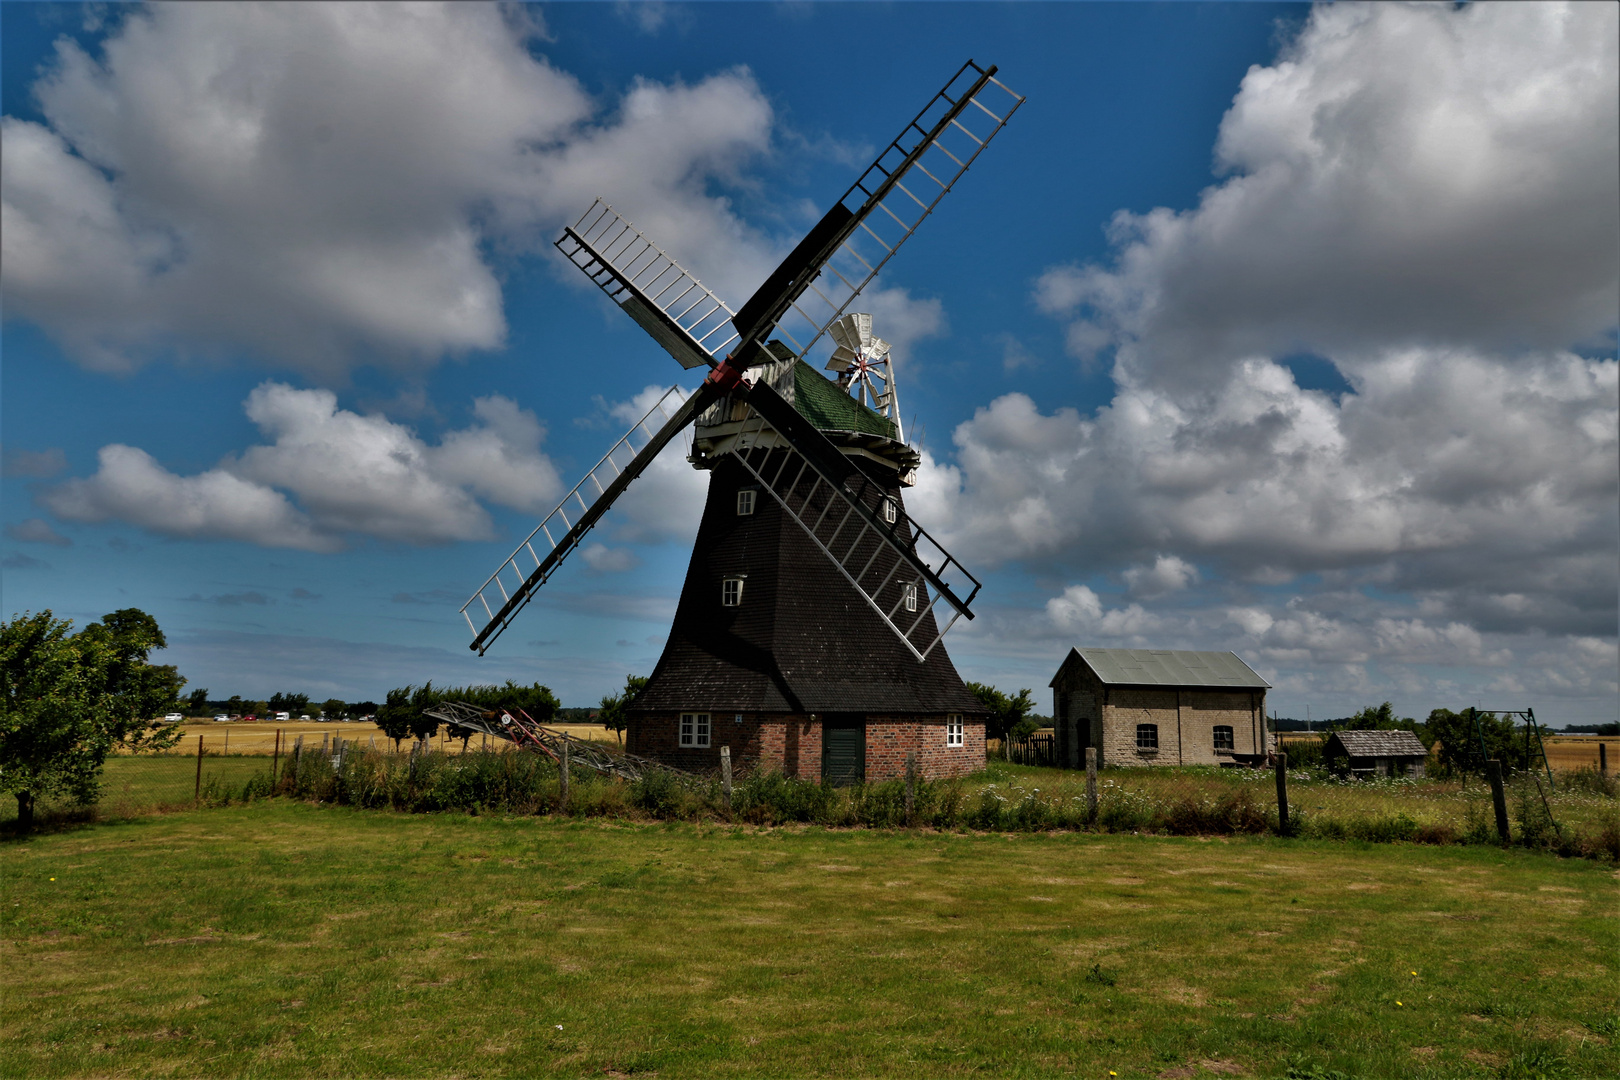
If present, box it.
[1327,730,1428,758]
[1066,648,1271,689]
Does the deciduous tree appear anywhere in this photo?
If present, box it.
[1,608,185,830]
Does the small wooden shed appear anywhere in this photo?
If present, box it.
[1323,729,1429,779]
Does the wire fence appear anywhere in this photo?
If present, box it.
[7,731,1616,860]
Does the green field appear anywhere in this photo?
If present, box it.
[3,802,1615,1078]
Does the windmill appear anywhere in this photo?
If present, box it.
[457,61,1023,782]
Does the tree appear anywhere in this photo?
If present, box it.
[375,687,414,750]
[269,691,310,715]
[1425,708,1528,776]
[965,682,1036,742]
[320,698,347,720]
[2,609,185,830]
[187,687,211,714]
[408,682,442,744]
[352,700,378,717]
[598,674,648,747]
[225,695,246,716]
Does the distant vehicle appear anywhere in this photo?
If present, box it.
[301,714,313,722]
[275,712,291,722]
[213,715,230,723]
[242,714,257,723]
[164,713,184,724]
[360,715,374,723]
[339,717,352,723]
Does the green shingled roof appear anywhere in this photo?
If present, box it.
[788,355,898,440]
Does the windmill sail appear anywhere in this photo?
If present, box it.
[731,60,1024,367]
[555,202,740,370]
[735,380,980,661]
[460,383,722,654]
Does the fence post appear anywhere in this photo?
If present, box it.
[194,734,204,804]
[1487,759,1511,844]
[1601,743,1609,777]
[1085,747,1098,826]
[905,752,917,827]
[560,739,570,814]
[1274,752,1290,836]
[272,729,281,781]
[722,746,733,812]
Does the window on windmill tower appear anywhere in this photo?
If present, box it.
[946,714,964,747]
[902,582,918,612]
[882,497,897,524]
[679,712,711,748]
[722,577,745,607]
[1136,724,1159,751]
[736,489,756,516]
[1213,725,1235,751]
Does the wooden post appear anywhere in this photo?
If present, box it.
[1600,743,1608,777]
[722,746,733,812]
[224,728,229,755]
[905,752,916,827]
[1085,747,1098,825]
[194,734,204,804]
[1487,759,1511,844]
[1274,752,1290,836]
[559,739,570,814]
[272,729,281,779]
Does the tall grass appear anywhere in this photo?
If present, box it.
[248,746,1619,860]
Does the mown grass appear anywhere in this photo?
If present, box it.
[3,802,1616,1078]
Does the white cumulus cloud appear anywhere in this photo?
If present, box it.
[44,383,561,549]
[0,2,788,376]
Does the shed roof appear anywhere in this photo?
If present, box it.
[1054,648,1270,689]
[1327,729,1428,758]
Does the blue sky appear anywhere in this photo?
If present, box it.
[3,2,1616,721]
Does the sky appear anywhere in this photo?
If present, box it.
[2,1,1616,723]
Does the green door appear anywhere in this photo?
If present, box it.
[821,717,865,786]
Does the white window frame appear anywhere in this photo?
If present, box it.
[1213,725,1235,751]
[1136,723,1159,751]
[946,714,964,747]
[679,712,711,748]
[721,577,744,607]
[882,497,898,524]
[736,489,756,516]
[902,582,918,612]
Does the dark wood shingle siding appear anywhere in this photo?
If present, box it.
[633,453,983,716]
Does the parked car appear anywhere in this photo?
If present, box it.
[301,714,313,722]
[213,714,230,723]
[241,714,257,723]
[274,712,291,722]
[164,713,184,724]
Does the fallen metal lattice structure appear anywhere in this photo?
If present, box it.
[423,700,692,783]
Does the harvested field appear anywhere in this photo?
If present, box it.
[163,719,623,756]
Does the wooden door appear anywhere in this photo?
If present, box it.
[821,716,865,786]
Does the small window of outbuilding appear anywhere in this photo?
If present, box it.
[946,714,963,747]
[1213,725,1234,751]
[679,712,711,748]
[736,489,756,516]
[1136,724,1159,751]
[722,577,744,607]
[882,497,897,524]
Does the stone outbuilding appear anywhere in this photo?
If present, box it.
[1049,648,1271,769]
[1323,729,1429,779]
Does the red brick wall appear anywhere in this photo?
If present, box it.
[628,712,982,780]
[865,718,985,779]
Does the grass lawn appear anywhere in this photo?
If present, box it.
[3,803,1615,1078]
